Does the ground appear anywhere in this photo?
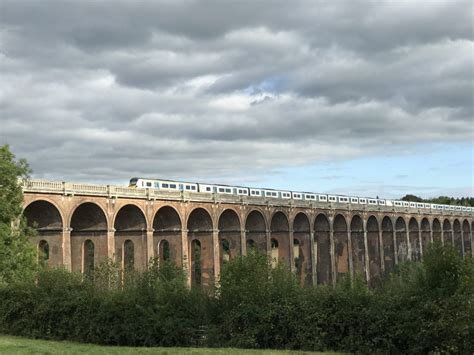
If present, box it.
[0,335,341,354]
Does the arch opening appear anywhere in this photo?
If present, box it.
[191,239,202,286]
[420,218,431,255]
[432,219,442,243]
[83,239,95,277]
[367,216,381,283]
[115,205,147,271]
[409,218,421,261]
[218,209,241,267]
[123,239,135,271]
[382,217,395,274]
[187,208,214,287]
[453,219,462,256]
[443,219,452,246]
[38,240,50,267]
[24,200,63,268]
[158,239,170,262]
[395,217,409,263]
[463,220,472,256]
[314,214,332,285]
[350,215,365,280]
[293,213,312,286]
[245,210,267,254]
[71,203,107,273]
[333,214,349,282]
[153,206,182,267]
[270,212,290,266]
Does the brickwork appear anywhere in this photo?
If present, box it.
[22,181,474,286]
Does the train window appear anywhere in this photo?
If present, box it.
[185,185,191,190]
[416,203,423,208]
[351,198,358,203]
[191,186,196,190]
[339,197,348,203]
[154,182,159,188]
[146,182,152,187]
[226,188,231,193]
[162,183,169,188]
[170,184,177,189]
[379,200,386,205]
[359,198,367,204]
[368,199,377,205]
[207,187,212,192]
[328,196,336,202]
[318,195,327,201]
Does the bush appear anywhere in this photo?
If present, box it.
[0,245,472,353]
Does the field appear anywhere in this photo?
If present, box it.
[0,335,341,354]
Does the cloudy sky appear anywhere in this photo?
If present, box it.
[1,0,473,198]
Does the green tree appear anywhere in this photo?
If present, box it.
[0,145,37,285]
[401,194,423,202]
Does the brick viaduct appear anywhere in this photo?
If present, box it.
[22,180,473,287]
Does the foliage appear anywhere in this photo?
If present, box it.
[0,145,37,285]
[0,246,472,353]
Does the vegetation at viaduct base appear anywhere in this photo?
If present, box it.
[0,145,473,354]
[0,245,472,354]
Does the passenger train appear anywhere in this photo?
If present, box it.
[129,177,472,213]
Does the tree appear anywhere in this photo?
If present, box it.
[400,194,423,202]
[0,145,37,285]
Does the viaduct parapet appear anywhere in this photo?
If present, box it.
[23,180,473,286]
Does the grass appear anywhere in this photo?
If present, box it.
[0,335,342,354]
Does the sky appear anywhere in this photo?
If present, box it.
[1,0,473,199]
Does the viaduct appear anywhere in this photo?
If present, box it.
[22,180,473,287]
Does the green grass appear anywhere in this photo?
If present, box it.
[0,335,342,354]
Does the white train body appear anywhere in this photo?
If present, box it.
[128,178,471,213]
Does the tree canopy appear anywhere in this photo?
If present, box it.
[0,145,37,284]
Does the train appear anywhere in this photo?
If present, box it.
[129,177,472,213]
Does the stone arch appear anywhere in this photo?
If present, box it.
[432,218,442,242]
[245,209,267,253]
[293,212,312,285]
[453,219,462,255]
[187,208,214,287]
[420,218,431,255]
[408,218,420,261]
[462,220,472,256]
[83,239,95,276]
[70,202,107,273]
[314,213,331,285]
[350,215,365,280]
[367,215,381,282]
[382,216,395,274]
[395,217,409,263]
[270,211,290,267]
[115,205,147,271]
[218,209,241,267]
[333,214,349,282]
[153,206,182,267]
[443,219,452,246]
[24,200,63,268]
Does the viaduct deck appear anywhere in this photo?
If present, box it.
[23,180,473,286]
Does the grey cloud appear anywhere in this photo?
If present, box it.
[0,0,472,193]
